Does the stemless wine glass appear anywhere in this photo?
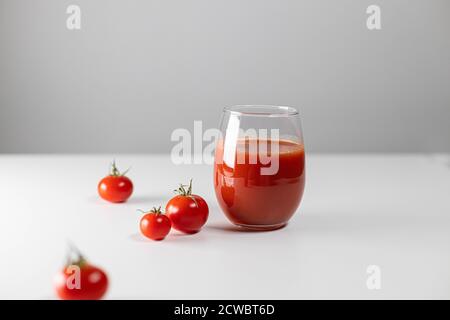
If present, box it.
[214,105,305,230]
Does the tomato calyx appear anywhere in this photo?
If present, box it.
[65,242,88,268]
[109,160,130,177]
[174,178,194,196]
[174,179,198,207]
[150,206,163,215]
[138,206,164,216]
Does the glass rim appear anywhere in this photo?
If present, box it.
[223,105,299,117]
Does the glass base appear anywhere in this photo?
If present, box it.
[233,222,287,231]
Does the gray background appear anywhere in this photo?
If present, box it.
[0,0,449,153]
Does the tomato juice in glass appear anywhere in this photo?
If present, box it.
[214,135,305,230]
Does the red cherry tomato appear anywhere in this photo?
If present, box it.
[166,180,209,233]
[98,161,133,203]
[140,207,172,241]
[54,247,108,300]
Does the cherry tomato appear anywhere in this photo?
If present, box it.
[166,179,209,234]
[98,161,133,203]
[54,246,108,300]
[139,207,172,241]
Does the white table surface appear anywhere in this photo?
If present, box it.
[0,154,449,299]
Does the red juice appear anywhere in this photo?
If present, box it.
[214,138,305,229]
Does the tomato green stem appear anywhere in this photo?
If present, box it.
[150,206,162,215]
[138,206,163,215]
[174,179,198,207]
[110,160,131,177]
[174,178,193,196]
[66,241,87,267]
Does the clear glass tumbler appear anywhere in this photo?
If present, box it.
[214,105,305,230]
